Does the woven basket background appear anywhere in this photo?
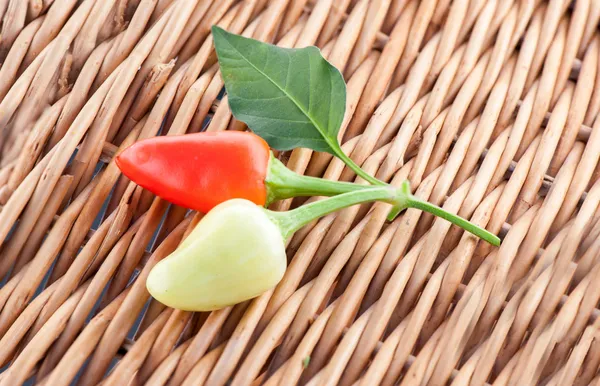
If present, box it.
[0,0,599,385]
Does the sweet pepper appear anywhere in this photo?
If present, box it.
[115,131,373,213]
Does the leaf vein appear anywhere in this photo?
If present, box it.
[283,51,292,91]
[238,111,310,124]
[220,36,334,148]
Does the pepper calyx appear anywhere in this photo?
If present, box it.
[264,152,373,206]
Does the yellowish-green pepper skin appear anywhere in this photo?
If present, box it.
[147,199,286,311]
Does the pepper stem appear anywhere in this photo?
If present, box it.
[265,153,376,205]
[405,197,501,246]
[266,180,501,246]
[266,186,404,240]
[330,144,407,220]
[333,149,385,186]
[266,151,408,219]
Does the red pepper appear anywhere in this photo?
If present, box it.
[116,131,371,213]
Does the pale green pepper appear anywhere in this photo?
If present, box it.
[146,182,500,311]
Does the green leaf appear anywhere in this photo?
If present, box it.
[211,26,346,155]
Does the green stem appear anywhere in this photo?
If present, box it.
[334,150,385,186]
[265,154,374,205]
[266,186,404,240]
[406,197,501,246]
[333,146,501,247]
[266,179,501,246]
[331,145,405,221]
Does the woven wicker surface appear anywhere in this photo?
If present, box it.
[0,0,599,384]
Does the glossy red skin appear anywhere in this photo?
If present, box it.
[115,131,270,213]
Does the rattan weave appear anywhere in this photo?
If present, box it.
[1,0,599,385]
